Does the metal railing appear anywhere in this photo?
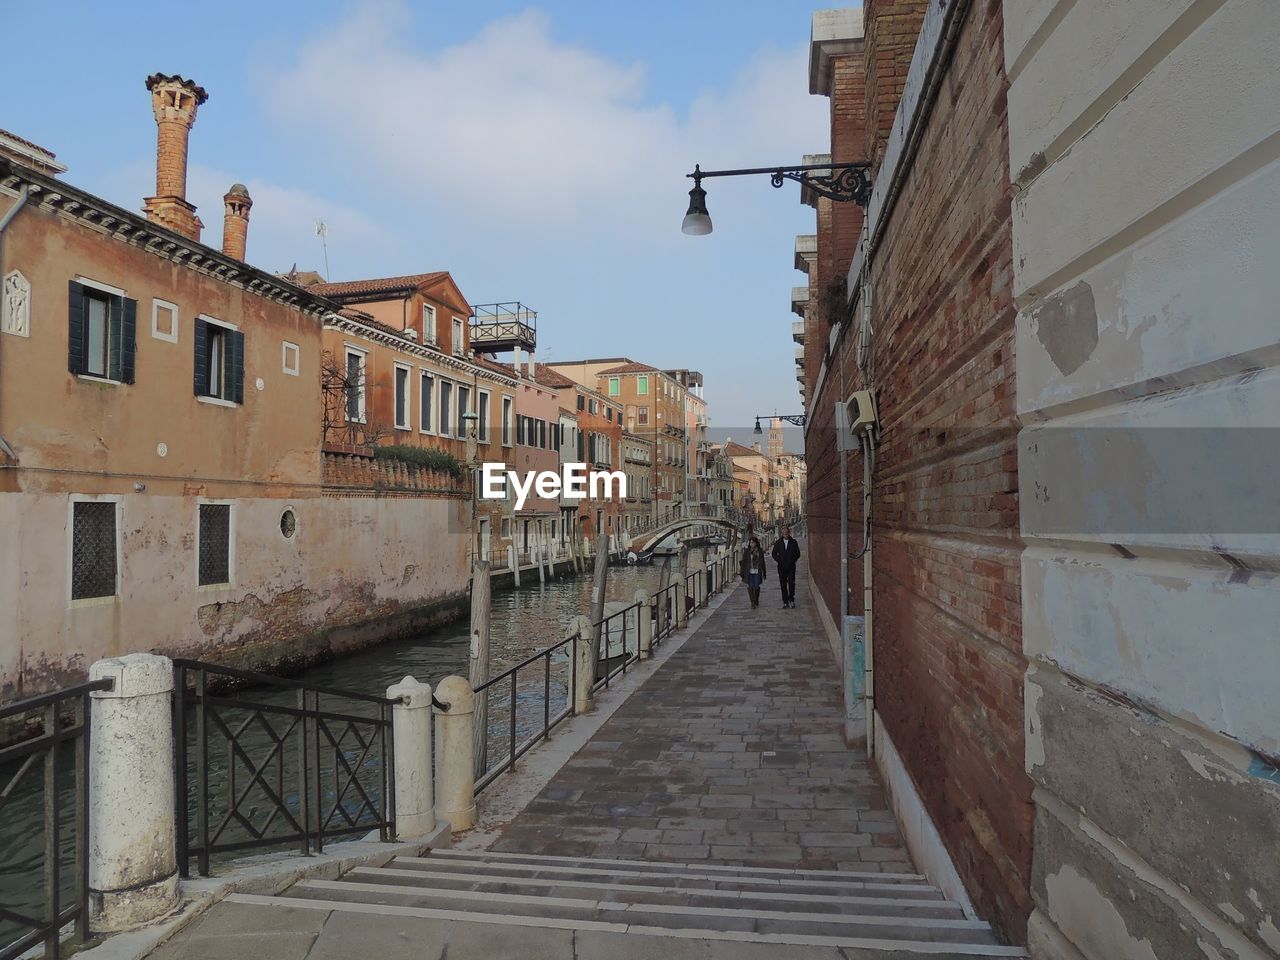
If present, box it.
[592,601,642,691]
[173,660,396,878]
[0,679,112,960]
[650,582,680,647]
[473,635,576,794]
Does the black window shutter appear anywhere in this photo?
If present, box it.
[67,281,85,375]
[193,318,209,396]
[229,330,245,404]
[121,298,137,384]
[108,296,122,380]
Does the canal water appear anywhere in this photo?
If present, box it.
[0,547,711,949]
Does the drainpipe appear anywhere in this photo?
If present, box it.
[0,185,33,457]
[857,276,876,759]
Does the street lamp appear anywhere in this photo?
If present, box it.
[754,414,807,435]
[681,161,872,235]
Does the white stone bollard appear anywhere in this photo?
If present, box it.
[433,676,476,832]
[675,581,688,629]
[386,676,434,839]
[88,653,178,931]
[573,615,595,714]
[636,589,653,658]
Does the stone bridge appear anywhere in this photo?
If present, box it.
[628,516,746,554]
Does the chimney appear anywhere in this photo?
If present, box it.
[221,183,252,260]
[142,73,208,241]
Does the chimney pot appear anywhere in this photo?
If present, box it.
[222,183,252,260]
[142,73,208,241]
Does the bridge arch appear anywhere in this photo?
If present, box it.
[628,516,746,555]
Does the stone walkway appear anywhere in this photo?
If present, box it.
[491,560,913,873]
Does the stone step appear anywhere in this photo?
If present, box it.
[227,892,1028,957]
[428,846,924,882]
[395,854,938,896]
[289,878,999,945]
[344,865,968,919]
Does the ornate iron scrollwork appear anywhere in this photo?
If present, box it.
[771,166,872,205]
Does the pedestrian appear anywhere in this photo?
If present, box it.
[771,524,801,608]
[739,536,767,609]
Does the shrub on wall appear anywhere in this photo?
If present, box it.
[373,445,466,479]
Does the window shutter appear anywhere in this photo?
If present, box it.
[229,330,245,404]
[193,318,209,395]
[120,298,137,383]
[108,296,123,381]
[67,281,85,375]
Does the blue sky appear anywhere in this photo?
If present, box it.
[3,0,826,441]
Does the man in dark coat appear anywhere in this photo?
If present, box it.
[771,525,801,608]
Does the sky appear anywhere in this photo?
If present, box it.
[2,0,826,444]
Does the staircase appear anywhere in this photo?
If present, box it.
[224,848,1028,957]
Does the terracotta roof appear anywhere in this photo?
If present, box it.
[558,406,578,417]
[597,361,659,375]
[532,364,577,389]
[337,307,413,341]
[723,440,762,458]
[309,272,449,299]
[472,355,518,378]
[0,128,58,162]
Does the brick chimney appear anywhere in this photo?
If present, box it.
[142,73,208,241]
[221,183,252,260]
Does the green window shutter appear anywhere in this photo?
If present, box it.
[120,298,137,384]
[229,330,245,404]
[193,318,209,396]
[67,281,85,375]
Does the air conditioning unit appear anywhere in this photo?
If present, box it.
[835,389,879,452]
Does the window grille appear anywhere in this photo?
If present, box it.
[199,504,231,586]
[72,501,117,599]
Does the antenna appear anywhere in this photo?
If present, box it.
[315,220,330,279]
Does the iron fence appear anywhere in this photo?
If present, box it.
[473,636,576,794]
[592,601,642,692]
[650,583,679,646]
[0,679,112,960]
[172,660,396,878]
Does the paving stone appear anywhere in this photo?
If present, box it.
[491,572,916,872]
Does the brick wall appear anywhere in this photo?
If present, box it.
[804,0,1031,943]
[322,449,470,498]
[863,0,928,166]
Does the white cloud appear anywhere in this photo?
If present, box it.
[263,3,826,237]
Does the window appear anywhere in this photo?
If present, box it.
[282,341,300,376]
[452,317,464,356]
[152,298,178,343]
[606,408,613,422]
[500,517,511,539]
[394,364,411,430]
[638,375,649,395]
[477,391,490,442]
[419,371,434,432]
[457,384,471,437]
[68,280,136,383]
[344,348,366,422]
[502,396,513,446]
[638,405,649,426]
[589,398,598,415]
[608,377,620,396]
[198,503,232,586]
[440,381,453,437]
[195,317,244,404]
[537,419,546,449]
[422,304,436,343]
[576,394,585,411]
[70,499,118,600]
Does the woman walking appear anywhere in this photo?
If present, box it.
[740,536,767,608]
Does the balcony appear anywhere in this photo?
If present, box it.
[470,302,536,353]
[792,320,805,344]
[791,286,809,317]
[795,345,804,362]
[794,234,817,273]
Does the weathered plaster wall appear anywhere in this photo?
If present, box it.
[1006,0,1280,956]
[0,492,470,698]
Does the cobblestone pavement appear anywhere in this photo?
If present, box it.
[492,557,914,872]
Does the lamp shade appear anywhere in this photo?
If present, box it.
[681,181,712,236]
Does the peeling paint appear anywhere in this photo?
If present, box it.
[1044,864,1160,960]
[1032,280,1099,376]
